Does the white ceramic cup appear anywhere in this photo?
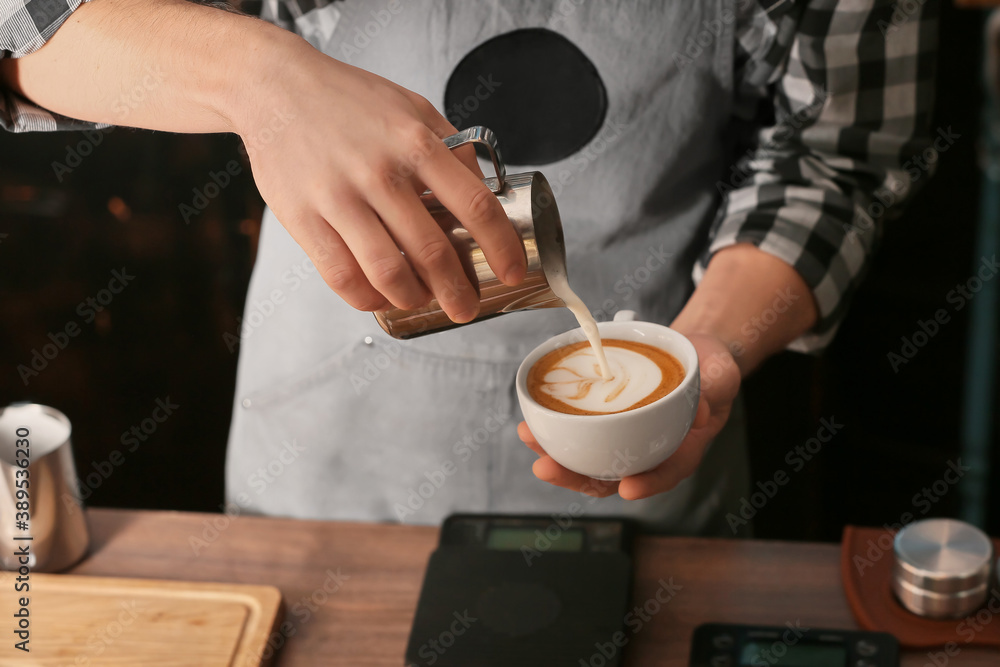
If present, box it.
[516,310,700,480]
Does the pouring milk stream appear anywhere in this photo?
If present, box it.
[374,126,626,386]
[547,273,613,380]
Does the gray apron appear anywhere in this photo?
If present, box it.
[226,0,749,535]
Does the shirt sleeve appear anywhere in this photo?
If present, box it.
[0,0,106,131]
[697,0,940,352]
[0,0,240,132]
[257,0,293,31]
[256,0,340,35]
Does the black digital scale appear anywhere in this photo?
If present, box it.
[405,514,635,667]
[405,515,901,667]
[689,623,900,667]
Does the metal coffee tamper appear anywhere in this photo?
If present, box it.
[891,518,994,619]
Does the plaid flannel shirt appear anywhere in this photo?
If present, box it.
[1,0,938,351]
[0,0,96,130]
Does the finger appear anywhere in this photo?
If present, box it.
[403,91,457,142]
[418,142,527,286]
[326,196,431,310]
[275,210,389,311]
[532,456,620,498]
[617,431,710,500]
[398,92,484,178]
[368,182,480,323]
[450,143,485,177]
[517,422,547,457]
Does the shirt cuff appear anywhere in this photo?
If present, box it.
[0,88,107,132]
[0,0,106,132]
[693,188,870,354]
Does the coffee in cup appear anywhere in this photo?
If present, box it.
[516,311,700,480]
[527,339,685,415]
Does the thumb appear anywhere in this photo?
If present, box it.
[693,397,711,429]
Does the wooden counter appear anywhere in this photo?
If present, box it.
[64,508,998,666]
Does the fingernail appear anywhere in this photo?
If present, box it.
[454,307,478,323]
[503,264,525,285]
[618,488,639,501]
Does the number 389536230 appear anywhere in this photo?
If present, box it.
[14,427,30,518]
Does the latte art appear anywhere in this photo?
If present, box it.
[528,339,685,415]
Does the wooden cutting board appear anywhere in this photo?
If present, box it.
[0,572,283,666]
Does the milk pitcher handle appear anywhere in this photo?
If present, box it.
[439,126,506,194]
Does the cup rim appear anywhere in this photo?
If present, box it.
[516,320,699,420]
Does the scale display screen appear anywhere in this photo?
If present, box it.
[486,527,584,552]
[739,642,847,667]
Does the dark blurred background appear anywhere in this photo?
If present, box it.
[0,1,996,540]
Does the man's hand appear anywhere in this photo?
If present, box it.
[233,53,527,322]
[517,333,741,500]
[517,244,819,501]
[0,0,527,323]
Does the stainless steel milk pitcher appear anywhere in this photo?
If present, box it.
[374,126,568,339]
[0,403,89,573]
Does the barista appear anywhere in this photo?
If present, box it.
[0,0,937,533]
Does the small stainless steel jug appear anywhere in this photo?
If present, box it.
[0,403,89,572]
[374,126,568,339]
